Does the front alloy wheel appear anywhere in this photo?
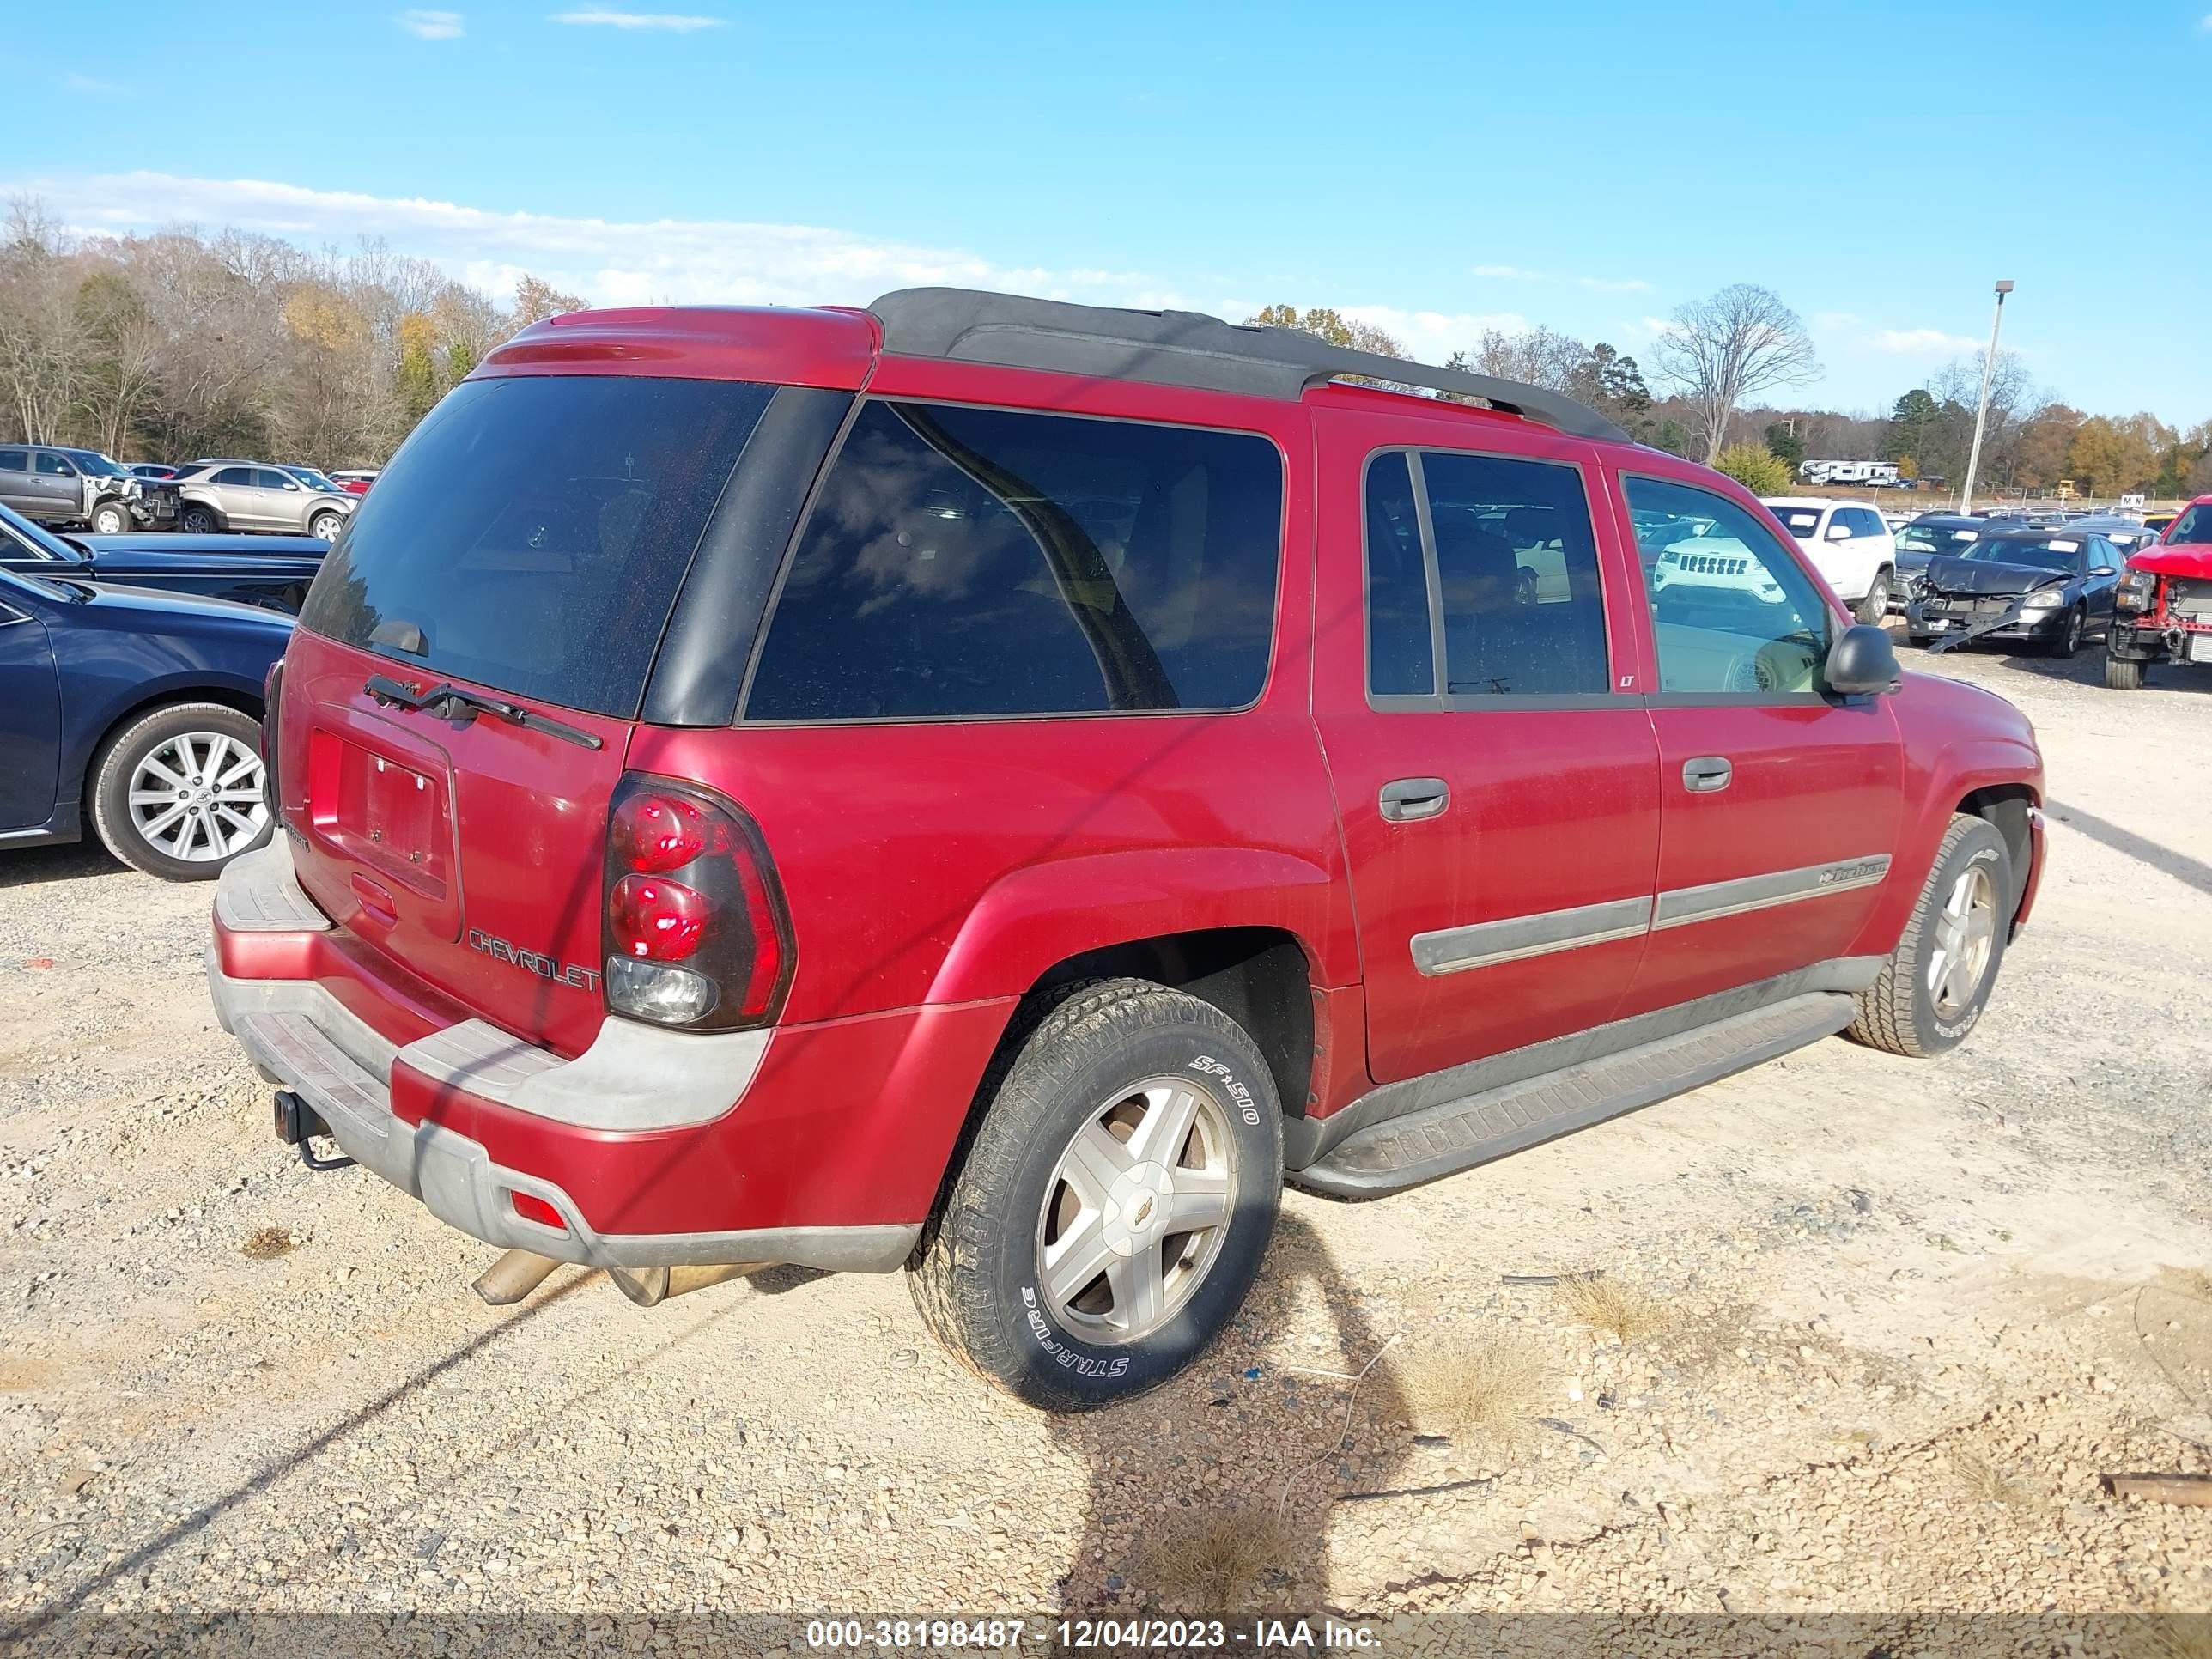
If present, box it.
[2051,605,2084,659]
[1847,812,2012,1057]
[1856,573,1891,627]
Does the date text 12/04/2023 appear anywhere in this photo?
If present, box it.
[802,1618,1382,1650]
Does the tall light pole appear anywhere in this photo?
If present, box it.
[1957,280,2015,514]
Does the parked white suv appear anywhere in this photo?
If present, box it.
[1759,497,1898,623]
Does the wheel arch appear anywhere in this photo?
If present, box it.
[74,678,266,815]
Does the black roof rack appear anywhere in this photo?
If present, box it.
[867,288,1631,445]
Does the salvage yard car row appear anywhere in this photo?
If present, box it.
[0,444,368,538]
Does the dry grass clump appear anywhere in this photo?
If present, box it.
[1399,1332,1544,1447]
[1949,1448,2033,1508]
[1141,1503,1301,1611]
[1553,1272,1674,1342]
[239,1225,295,1261]
[2140,1614,2212,1659]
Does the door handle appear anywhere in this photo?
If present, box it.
[1682,757,1733,793]
[1379,777,1449,823]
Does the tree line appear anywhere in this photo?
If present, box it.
[4,195,2202,502]
[0,199,584,469]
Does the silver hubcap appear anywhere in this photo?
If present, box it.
[129,731,267,863]
[1927,864,1997,1019]
[1035,1075,1237,1345]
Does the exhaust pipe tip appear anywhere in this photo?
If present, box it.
[609,1262,769,1308]
[472,1249,563,1307]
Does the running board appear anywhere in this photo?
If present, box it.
[1291,991,1856,1199]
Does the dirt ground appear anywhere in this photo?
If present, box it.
[1,636,2208,1649]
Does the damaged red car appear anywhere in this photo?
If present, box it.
[2106,495,2212,690]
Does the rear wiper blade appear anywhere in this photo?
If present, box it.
[364,672,604,750]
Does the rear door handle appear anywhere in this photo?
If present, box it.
[1379,777,1450,823]
[1682,757,1733,793]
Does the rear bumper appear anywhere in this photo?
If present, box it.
[209,839,1014,1273]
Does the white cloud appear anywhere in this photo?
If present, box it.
[550,8,725,28]
[1343,306,1532,364]
[398,9,465,38]
[1471,263,1650,294]
[64,73,123,95]
[1870,326,1983,356]
[19,171,1181,315]
[2200,10,2212,29]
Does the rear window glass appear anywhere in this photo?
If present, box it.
[299,375,774,718]
[745,401,1283,721]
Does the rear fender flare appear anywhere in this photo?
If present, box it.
[924,846,1342,1009]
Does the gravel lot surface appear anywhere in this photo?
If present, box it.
[1,639,2208,1646]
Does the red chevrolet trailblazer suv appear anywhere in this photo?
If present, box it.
[209,289,2045,1409]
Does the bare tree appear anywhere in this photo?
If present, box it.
[1653,284,1820,465]
[1468,325,1587,394]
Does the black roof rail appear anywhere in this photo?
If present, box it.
[867,288,1631,445]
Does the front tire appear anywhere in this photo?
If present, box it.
[2049,604,2085,659]
[308,509,345,541]
[2105,653,2146,691]
[179,505,219,535]
[910,979,1284,1412]
[1847,814,2012,1058]
[91,501,129,535]
[88,702,272,881]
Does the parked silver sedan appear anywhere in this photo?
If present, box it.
[174,461,357,539]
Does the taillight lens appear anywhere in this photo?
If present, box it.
[602,775,793,1031]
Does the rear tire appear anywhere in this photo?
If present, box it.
[2105,653,2145,691]
[1855,571,1892,627]
[88,702,272,882]
[909,978,1284,1412]
[1847,814,2011,1059]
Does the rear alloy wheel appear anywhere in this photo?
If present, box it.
[1855,571,1892,627]
[90,702,272,881]
[91,501,130,535]
[308,509,345,542]
[2105,653,2146,691]
[1847,813,2011,1058]
[910,978,1283,1411]
[179,505,219,534]
[2050,604,2085,659]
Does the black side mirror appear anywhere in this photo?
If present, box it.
[1826,623,1899,696]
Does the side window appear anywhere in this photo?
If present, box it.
[747,401,1284,721]
[0,449,27,472]
[211,466,253,486]
[1624,475,1832,697]
[1364,452,1433,695]
[1850,507,1885,538]
[34,452,75,477]
[258,469,296,490]
[1423,452,1610,696]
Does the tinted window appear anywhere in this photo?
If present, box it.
[257,469,296,490]
[1850,507,1886,538]
[210,466,253,486]
[747,401,1283,721]
[1364,452,1432,695]
[2169,504,2212,544]
[1766,503,1824,539]
[300,374,774,719]
[34,453,74,477]
[0,450,25,472]
[1626,476,1830,696]
[1423,453,1609,696]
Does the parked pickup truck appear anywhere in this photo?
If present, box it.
[207,291,2046,1410]
[2106,495,2212,690]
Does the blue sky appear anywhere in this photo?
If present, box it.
[4,1,2206,422]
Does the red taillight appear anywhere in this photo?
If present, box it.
[608,873,709,960]
[601,775,794,1030]
[508,1190,565,1231]
[610,791,712,873]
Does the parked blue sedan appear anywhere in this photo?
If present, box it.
[1,560,291,880]
[0,501,327,614]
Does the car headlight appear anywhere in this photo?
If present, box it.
[2115,571,2156,614]
[2019,590,2063,610]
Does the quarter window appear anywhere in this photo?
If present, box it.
[0,450,27,472]
[747,402,1284,721]
[1626,476,1831,696]
[1360,448,1611,699]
